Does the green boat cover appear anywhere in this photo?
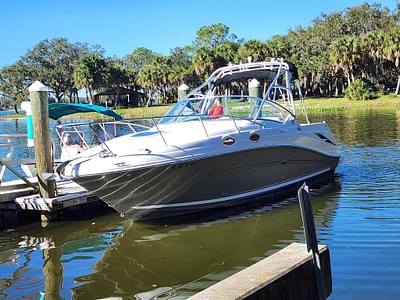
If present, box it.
[48,103,123,120]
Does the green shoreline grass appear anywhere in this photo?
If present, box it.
[299,94,400,113]
[1,95,399,121]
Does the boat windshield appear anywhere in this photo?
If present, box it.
[159,96,294,124]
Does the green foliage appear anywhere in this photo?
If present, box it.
[73,53,110,103]
[345,79,372,100]
[1,2,400,108]
[0,61,30,107]
[124,47,158,77]
[192,23,242,79]
[22,38,93,101]
[194,23,240,49]
[236,39,269,63]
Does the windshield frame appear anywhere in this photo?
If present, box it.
[161,95,295,124]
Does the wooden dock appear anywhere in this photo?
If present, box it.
[14,179,98,211]
[0,178,111,229]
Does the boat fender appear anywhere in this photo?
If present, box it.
[249,131,260,142]
[222,135,235,146]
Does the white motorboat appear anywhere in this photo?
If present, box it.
[59,60,340,220]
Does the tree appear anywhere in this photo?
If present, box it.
[22,38,92,102]
[359,31,386,81]
[191,23,242,79]
[104,61,130,105]
[194,23,239,49]
[384,26,400,94]
[344,3,396,35]
[0,61,30,113]
[73,53,109,103]
[236,39,269,63]
[215,41,239,67]
[137,56,173,105]
[329,36,359,86]
[265,35,289,59]
[167,47,199,98]
[125,47,158,77]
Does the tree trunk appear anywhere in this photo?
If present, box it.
[55,91,63,103]
[14,104,19,114]
[311,73,315,95]
[340,77,345,95]
[335,78,339,97]
[88,88,94,104]
[396,75,400,95]
[303,76,307,96]
[85,88,89,103]
[146,91,152,107]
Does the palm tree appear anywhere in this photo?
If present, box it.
[73,53,108,103]
[235,39,268,63]
[265,35,289,59]
[329,36,359,86]
[137,57,173,105]
[215,41,238,68]
[384,27,400,94]
[192,47,215,79]
[359,31,385,79]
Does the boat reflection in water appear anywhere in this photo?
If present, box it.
[0,182,338,300]
[74,183,339,299]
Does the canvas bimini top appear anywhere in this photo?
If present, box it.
[48,103,123,120]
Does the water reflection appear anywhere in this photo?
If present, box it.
[0,184,338,300]
[308,110,400,147]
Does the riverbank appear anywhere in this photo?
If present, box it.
[299,94,400,113]
[0,95,399,120]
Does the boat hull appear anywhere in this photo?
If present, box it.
[72,145,339,220]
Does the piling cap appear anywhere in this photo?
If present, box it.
[28,81,50,92]
[249,78,261,88]
[178,84,189,91]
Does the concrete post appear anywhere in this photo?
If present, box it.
[29,81,56,198]
[178,84,189,100]
[249,78,262,98]
[21,101,34,147]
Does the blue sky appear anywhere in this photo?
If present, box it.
[0,0,398,67]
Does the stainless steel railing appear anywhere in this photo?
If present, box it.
[54,114,266,156]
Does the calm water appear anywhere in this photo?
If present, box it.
[1,109,400,299]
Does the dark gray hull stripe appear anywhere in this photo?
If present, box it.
[129,167,332,210]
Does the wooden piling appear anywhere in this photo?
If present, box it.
[43,247,63,300]
[29,81,56,198]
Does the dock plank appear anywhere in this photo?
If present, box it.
[14,179,100,212]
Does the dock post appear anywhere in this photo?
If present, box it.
[29,81,56,199]
[249,78,262,98]
[178,84,189,100]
